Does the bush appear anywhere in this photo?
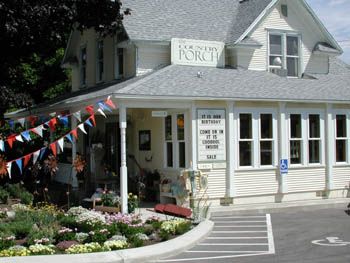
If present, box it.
[103,240,128,251]
[128,236,144,247]
[59,215,79,229]
[7,221,33,239]
[28,244,55,255]
[0,188,9,204]
[65,242,104,254]
[26,226,57,245]
[0,235,15,250]
[6,184,22,198]
[17,191,33,205]
[0,245,30,257]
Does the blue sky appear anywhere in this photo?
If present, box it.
[307,0,350,63]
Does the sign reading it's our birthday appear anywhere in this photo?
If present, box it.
[171,38,225,67]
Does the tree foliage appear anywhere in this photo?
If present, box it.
[0,0,124,117]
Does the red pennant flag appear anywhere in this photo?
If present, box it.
[7,135,16,148]
[24,154,32,168]
[48,118,57,131]
[50,143,57,156]
[85,105,94,115]
[105,98,116,109]
[71,129,78,139]
[28,116,38,127]
[90,115,96,127]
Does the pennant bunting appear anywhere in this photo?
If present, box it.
[71,129,78,139]
[21,131,31,141]
[85,105,94,115]
[15,159,22,174]
[39,148,47,160]
[7,136,16,148]
[97,108,107,118]
[57,138,64,152]
[9,120,14,129]
[48,118,57,131]
[85,119,93,127]
[32,125,44,137]
[15,135,24,143]
[33,150,40,164]
[78,123,87,134]
[18,118,25,127]
[50,143,57,156]
[24,154,32,168]
[59,116,69,127]
[49,112,56,117]
[29,116,38,127]
[90,115,96,127]
[6,162,12,179]
[65,134,73,143]
[105,96,116,109]
[73,111,82,122]
[0,140,4,152]
[98,102,112,113]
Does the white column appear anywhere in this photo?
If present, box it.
[71,117,77,160]
[119,104,128,213]
[226,102,235,197]
[190,102,197,170]
[325,104,334,191]
[278,102,288,193]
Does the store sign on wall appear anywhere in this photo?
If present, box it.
[171,38,225,67]
[197,109,226,162]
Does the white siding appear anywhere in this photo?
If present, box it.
[203,169,226,199]
[235,169,279,197]
[287,168,325,192]
[244,0,328,73]
[305,54,329,74]
[137,44,170,76]
[333,166,350,190]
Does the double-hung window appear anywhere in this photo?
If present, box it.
[164,113,186,169]
[114,46,124,79]
[335,114,348,163]
[308,115,321,164]
[96,40,104,82]
[80,46,87,87]
[239,113,253,167]
[268,32,300,77]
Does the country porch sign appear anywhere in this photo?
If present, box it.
[197,109,226,162]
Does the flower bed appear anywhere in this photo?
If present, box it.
[0,204,192,257]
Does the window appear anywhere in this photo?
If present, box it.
[237,109,277,168]
[164,113,186,168]
[115,48,124,79]
[290,114,302,164]
[335,114,347,162]
[80,46,87,86]
[308,114,320,164]
[268,32,300,77]
[96,40,104,82]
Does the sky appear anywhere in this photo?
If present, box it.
[307,0,350,64]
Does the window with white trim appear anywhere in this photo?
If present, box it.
[80,46,87,86]
[164,113,186,168]
[268,32,300,77]
[237,109,277,168]
[335,114,347,163]
[96,40,104,82]
[114,47,124,79]
[308,114,321,164]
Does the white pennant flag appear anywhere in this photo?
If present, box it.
[34,125,44,137]
[49,112,56,117]
[15,135,24,143]
[78,123,87,134]
[33,150,40,164]
[6,162,12,179]
[73,111,82,122]
[97,108,107,118]
[57,138,64,152]
[18,118,25,127]
[0,140,4,152]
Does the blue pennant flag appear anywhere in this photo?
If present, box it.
[9,120,14,129]
[21,131,31,141]
[59,116,69,127]
[15,159,22,174]
[98,102,112,113]
[39,148,47,160]
[65,134,73,143]
[85,119,93,127]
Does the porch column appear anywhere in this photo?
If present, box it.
[325,103,334,191]
[190,102,197,170]
[226,102,235,197]
[278,102,288,193]
[71,117,77,160]
[119,105,128,214]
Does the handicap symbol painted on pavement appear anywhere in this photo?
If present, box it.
[312,237,350,246]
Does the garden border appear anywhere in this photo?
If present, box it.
[0,219,214,263]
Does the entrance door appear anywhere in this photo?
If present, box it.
[105,122,120,174]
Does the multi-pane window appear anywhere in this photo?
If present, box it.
[115,48,124,79]
[96,40,104,82]
[80,46,87,86]
[335,114,347,162]
[290,114,302,164]
[308,114,320,164]
[164,113,186,168]
[260,114,273,166]
[268,33,300,77]
[239,114,253,166]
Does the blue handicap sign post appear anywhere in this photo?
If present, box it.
[280,159,288,174]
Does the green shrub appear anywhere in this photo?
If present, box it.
[8,221,33,239]
[0,188,9,204]
[0,234,15,250]
[175,221,191,235]
[6,184,22,198]
[59,215,79,229]
[18,191,33,205]
[128,236,144,247]
[26,226,57,245]
[117,223,144,238]
[159,229,170,241]
[106,223,120,236]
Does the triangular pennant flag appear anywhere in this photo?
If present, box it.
[73,111,82,122]
[90,115,96,127]
[15,159,22,175]
[65,134,73,143]
[39,148,47,160]
[24,154,32,168]
[49,112,56,117]
[59,116,69,127]
[29,116,38,127]
[9,120,14,129]
[33,150,40,164]
[21,131,31,141]
[15,135,24,143]
[0,140,4,152]
[78,123,87,134]
[32,125,44,137]
[57,138,64,152]
[105,96,116,109]
[50,143,57,156]
[18,118,25,127]
[98,102,112,113]
[85,119,93,127]
[85,105,94,115]
[71,129,78,139]
[48,118,57,131]
[6,162,12,179]
[7,136,16,148]
[97,108,107,118]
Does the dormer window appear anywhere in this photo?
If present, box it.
[268,32,300,77]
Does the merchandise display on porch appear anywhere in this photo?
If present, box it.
[0,96,116,179]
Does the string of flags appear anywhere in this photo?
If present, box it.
[0,96,116,179]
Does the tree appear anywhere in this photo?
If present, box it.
[0,0,126,119]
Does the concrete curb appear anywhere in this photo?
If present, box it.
[0,220,214,263]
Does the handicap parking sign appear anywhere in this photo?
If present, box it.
[280,159,288,174]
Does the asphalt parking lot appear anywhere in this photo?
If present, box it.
[157,204,350,263]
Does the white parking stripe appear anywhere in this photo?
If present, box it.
[211,216,266,219]
[207,237,268,239]
[187,250,268,253]
[214,225,267,228]
[214,220,266,223]
[198,243,268,246]
[266,214,275,254]
[213,230,267,233]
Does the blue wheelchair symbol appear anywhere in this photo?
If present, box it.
[280,159,288,174]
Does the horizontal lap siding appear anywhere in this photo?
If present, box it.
[235,170,278,197]
[333,167,350,190]
[204,169,226,199]
[287,168,325,192]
